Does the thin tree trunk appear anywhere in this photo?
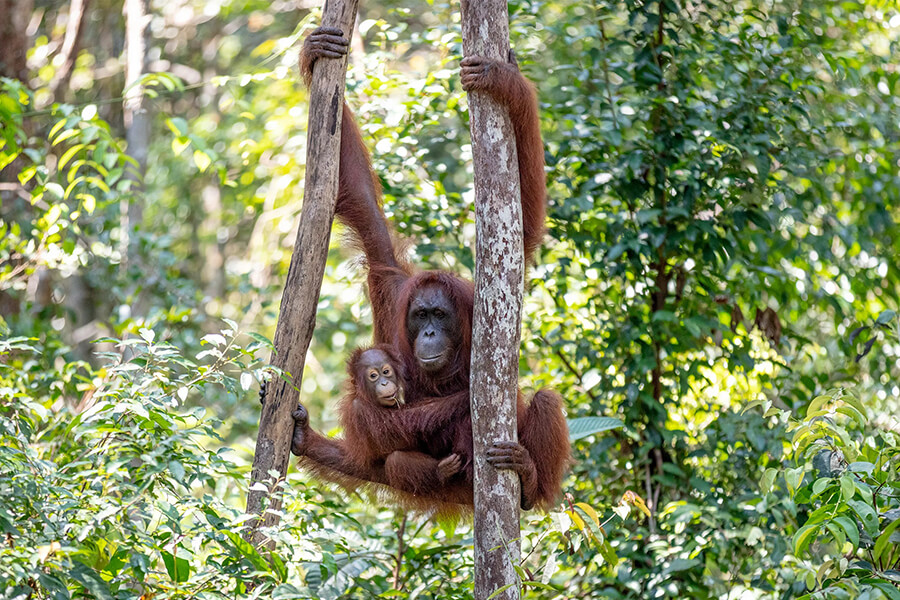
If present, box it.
[201,183,226,300]
[461,2,524,599]
[244,0,359,548]
[123,0,149,266]
[50,0,91,99]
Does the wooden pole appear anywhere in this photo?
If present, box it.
[461,2,524,599]
[245,0,359,547]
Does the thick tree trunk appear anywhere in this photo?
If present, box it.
[244,0,359,548]
[461,2,524,599]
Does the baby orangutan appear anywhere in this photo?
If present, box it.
[354,346,404,408]
[295,345,468,503]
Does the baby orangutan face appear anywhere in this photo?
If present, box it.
[359,348,403,407]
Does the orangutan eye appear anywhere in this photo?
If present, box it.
[382,367,392,376]
[368,371,379,380]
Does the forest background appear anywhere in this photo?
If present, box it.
[1,0,900,598]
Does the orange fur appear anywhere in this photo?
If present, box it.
[295,39,568,512]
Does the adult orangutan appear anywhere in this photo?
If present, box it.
[290,27,571,510]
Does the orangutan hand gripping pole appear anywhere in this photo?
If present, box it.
[289,27,571,511]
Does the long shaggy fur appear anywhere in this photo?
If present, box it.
[295,37,569,513]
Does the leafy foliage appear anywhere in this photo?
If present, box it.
[751,311,900,599]
[2,0,900,598]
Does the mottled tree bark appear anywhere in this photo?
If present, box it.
[244,0,359,548]
[461,2,524,599]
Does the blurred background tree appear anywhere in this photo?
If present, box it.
[1,0,899,598]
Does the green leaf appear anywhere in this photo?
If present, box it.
[825,521,846,549]
[874,516,900,562]
[223,531,270,572]
[875,309,896,325]
[166,117,189,136]
[161,550,191,583]
[247,332,273,348]
[792,523,819,556]
[811,477,831,498]
[785,467,805,497]
[52,128,80,146]
[848,500,880,535]
[872,582,900,600]
[567,417,624,442]
[606,243,626,261]
[836,405,866,429]
[841,394,868,421]
[651,310,676,322]
[540,552,558,584]
[48,118,68,142]
[760,468,778,494]
[58,143,86,170]
[839,474,855,502]
[193,150,211,172]
[663,558,701,574]
[833,515,859,549]
[848,461,875,474]
[807,394,832,417]
[70,562,113,600]
[597,538,618,567]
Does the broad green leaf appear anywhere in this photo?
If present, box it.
[194,150,211,172]
[874,516,900,561]
[833,515,859,549]
[223,531,269,572]
[70,562,113,600]
[567,417,623,442]
[540,552,558,584]
[807,394,832,416]
[663,558,701,574]
[875,309,896,325]
[597,538,618,567]
[574,502,601,527]
[840,393,867,419]
[848,462,874,474]
[792,523,819,556]
[760,468,778,494]
[836,405,866,429]
[785,467,805,497]
[839,475,855,502]
[848,500,879,535]
[161,551,191,583]
[825,521,845,549]
[811,477,831,498]
[872,582,900,600]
